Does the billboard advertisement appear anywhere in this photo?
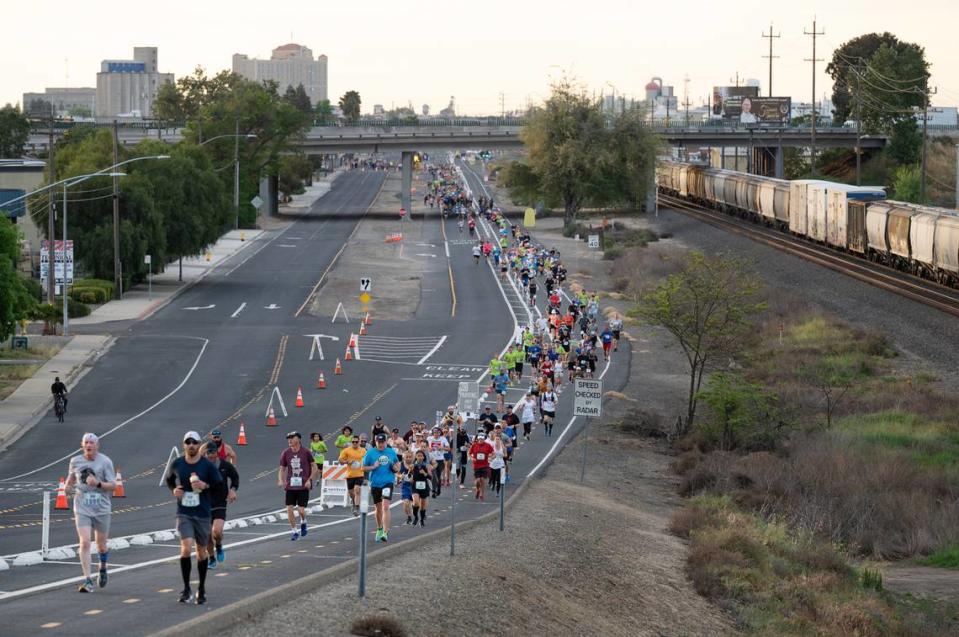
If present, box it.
[712,86,759,117]
[722,96,791,124]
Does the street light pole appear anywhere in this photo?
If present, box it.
[234,119,240,229]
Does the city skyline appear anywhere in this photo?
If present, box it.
[4,0,958,117]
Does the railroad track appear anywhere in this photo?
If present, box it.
[659,193,959,319]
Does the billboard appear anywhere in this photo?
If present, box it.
[712,86,759,117]
[723,96,791,124]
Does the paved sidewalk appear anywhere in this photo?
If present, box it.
[278,169,345,217]
[0,335,111,451]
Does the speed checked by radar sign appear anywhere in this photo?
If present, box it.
[573,379,603,417]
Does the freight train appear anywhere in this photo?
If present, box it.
[657,161,959,287]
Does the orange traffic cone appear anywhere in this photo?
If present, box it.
[295,387,304,408]
[267,408,277,427]
[55,476,68,510]
[334,358,343,375]
[365,312,372,325]
[113,469,126,498]
[344,345,353,361]
[317,373,326,389]
[359,323,367,336]
[237,423,248,445]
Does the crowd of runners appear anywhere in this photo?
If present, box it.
[63,160,621,605]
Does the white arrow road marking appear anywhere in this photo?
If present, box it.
[416,243,436,247]
[264,304,281,310]
[305,334,340,361]
[183,304,215,311]
[230,302,247,318]
[415,254,438,258]
[277,244,297,248]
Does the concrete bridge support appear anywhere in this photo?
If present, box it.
[401,151,413,213]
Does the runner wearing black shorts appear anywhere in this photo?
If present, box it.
[410,451,432,526]
[204,445,239,569]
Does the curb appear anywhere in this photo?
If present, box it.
[148,479,533,637]
[0,336,115,454]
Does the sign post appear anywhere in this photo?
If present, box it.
[574,379,604,482]
[41,490,50,559]
[450,461,456,556]
[358,485,370,597]
[587,234,600,249]
[499,467,506,531]
[457,381,480,418]
[144,254,152,300]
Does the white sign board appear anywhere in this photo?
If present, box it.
[587,234,600,249]
[40,240,74,284]
[457,381,481,414]
[360,277,372,292]
[574,379,603,417]
[144,254,152,265]
[250,195,264,210]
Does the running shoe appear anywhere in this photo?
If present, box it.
[381,532,388,543]
[300,521,308,537]
[290,531,299,541]
[98,568,108,588]
[78,578,94,593]
[195,590,206,605]
[352,505,359,517]
[374,528,384,542]
[208,556,217,569]
[178,588,192,603]
[216,546,225,563]
[405,517,412,525]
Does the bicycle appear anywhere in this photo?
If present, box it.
[54,394,66,422]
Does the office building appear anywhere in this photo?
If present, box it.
[95,47,173,118]
[232,43,328,105]
[22,88,96,118]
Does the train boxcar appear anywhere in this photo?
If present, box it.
[758,179,790,228]
[789,180,816,236]
[934,215,959,284]
[847,201,869,255]
[910,210,938,277]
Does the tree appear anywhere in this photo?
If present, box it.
[697,372,781,451]
[827,32,903,123]
[607,110,660,210]
[521,79,608,229]
[798,356,860,428]
[501,161,547,207]
[0,216,35,341]
[0,104,30,157]
[633,252,766,435]
[338,90,361,122]
[891,164,921,203]
[277,153,313,201]
[314,99,334,124]
[284,84,312,114]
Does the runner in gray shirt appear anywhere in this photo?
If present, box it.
[66,433,116,593]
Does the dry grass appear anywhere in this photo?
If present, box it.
[670,496,955,636]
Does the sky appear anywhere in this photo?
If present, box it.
[3,0,958,115]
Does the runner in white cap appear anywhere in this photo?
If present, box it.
[66,433,116,593]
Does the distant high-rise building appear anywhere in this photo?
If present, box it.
[373,104,385,116]
[439,96,456,117]
[22,87,96,118]
[422,104,430,116]
[95,47,173,118]
[232,44,328,105]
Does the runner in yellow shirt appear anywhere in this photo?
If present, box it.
[338,436,366,516]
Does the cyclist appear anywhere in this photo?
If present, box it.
[51,376,68,417]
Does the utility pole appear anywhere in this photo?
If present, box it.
[112,121,122,298]
[730,71,741,88]
[855,71,862,185]
[683,75,691,127]
[46,120,56,306]
[955,144,959,209]
[804,18,824,176]
[761,23,780,97]
[233,118,240,229]
[919,87,937,203]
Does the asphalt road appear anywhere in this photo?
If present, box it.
[0,165,629,635]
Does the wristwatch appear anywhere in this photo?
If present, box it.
[97,481,102,489]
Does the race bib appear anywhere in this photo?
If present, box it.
[476,453,486,460]
[378,456,390,466]
[381,487,391,498]
[182,492,200,507]
[415,481,427,490]
[82,492,101,508]
[403,474,411,482]
[460,446,467,452]
[351,461,360,469]
[289,477,303,487]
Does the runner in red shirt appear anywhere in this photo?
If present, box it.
[468,433,495,501]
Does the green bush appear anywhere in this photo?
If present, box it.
[21,276,43,302]
[67,299,90,318]
[79,291,96,305]
[73,278,113,301]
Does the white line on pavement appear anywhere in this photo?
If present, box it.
[1,336,211,482]
[230,302,247,318]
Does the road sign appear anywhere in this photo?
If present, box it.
[250,195,263,210]
[574,379,603,417]
[144,254,152,265]
[360,277,372,292]
[587,234,600,249]
[40,240,74,285]
[457,381,481,414]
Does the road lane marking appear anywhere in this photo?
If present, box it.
[41,622,61,628]
[230,302,247,318]
[416,336,448,365]
[1,336,211,482]
[123,598,141,603]
[83,609,102,615]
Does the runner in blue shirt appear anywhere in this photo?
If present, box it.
[362,434,400,542]
[600,326,614,361]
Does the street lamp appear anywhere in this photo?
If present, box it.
[200,123,257,229]
[61,172,127,335]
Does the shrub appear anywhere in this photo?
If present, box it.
[67,299,90,318]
